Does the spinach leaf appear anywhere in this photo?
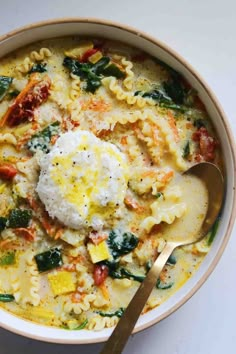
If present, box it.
[156,279,173,290]
[142,89,172,103]
[63,56,124,93]
[135,90,188,113]
[7,209,32,228]
[63,57,102,93]
[0,252,15,266]
[159,102,188,113]
[0,76,13,101]
[92,57,110,74]
[34,248,63,273]
[0,294,15,302]
[182,141,190,158]
[106,262,174,290]
[0,216,7,231]
[107,230,139,258]
[97,308,125,318]
[85,75,101,94]
[163,71,185,104]
[27,121,60,153]
[120,268,145,282]
[29,63,47,73]
[101,64,125,78]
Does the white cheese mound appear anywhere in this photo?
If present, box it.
[36,130,129,230]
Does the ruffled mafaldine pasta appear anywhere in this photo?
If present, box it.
[0,37,221,331]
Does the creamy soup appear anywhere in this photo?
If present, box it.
[0,38,221,331]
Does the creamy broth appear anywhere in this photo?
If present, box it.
[0,37,221,330]
[164,175,208,242]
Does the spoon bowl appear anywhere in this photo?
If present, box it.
[101,162,224,354]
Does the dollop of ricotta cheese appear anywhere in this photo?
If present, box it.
[36,130,129,230]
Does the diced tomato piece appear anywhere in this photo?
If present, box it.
[0,163,17,180]
[192,127,218,161]
[81,48,99,62]
[93,264,109,286]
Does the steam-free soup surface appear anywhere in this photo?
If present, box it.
[0,37,220,330]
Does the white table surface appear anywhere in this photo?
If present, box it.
[0,1,235,353]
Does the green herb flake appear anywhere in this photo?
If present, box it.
[0,252,15,266]
[0,294,15,302]
[155,192,163,199]
[0,76,13,101]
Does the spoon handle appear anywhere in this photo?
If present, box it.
[100,242,176,354]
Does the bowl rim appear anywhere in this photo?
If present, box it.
[0,17,235,344]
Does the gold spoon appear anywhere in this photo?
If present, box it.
[100,162,224,354]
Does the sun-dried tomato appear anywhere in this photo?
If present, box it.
[93,264,109,286]
[192,127,218,161]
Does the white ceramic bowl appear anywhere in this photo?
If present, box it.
[0,18,235,344]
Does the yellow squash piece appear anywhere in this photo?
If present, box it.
[64,41,93,60]
[88,51,103,64]
[87,241,110,263]
[48,271,76,296]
